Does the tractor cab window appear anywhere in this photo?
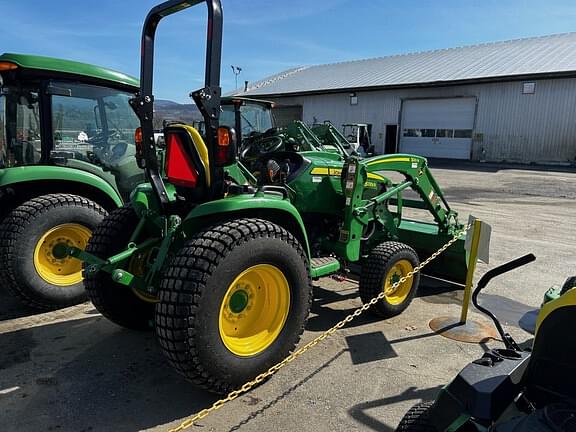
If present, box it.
[50,82,143,199]
[51,82,138,164]
[1,89,41,167]
[101,92,141,142]
[220,102,273,140]
[219,106,235,129]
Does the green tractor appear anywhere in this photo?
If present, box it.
[0,53,142,309]
[220,96,359,159]
[69,0,468,394]
[218,96,360,165]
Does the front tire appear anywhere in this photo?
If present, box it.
[359,241,420,318]
[84,207,155,330]
[0,194,107,309]
[396,401,436,431]
[156,218,312,394]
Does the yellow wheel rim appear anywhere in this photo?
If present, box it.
[383,259,414,305]
[128,249,159,303]
[219,264,290,357]
[33,223,92,286]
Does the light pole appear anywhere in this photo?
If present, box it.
[231,65,242,90]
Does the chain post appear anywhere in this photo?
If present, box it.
[460,219,482,323]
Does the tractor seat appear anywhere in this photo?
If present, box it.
[525,293,576,407]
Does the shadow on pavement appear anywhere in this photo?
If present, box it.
[308,275,460,332]
[346,331,399,364]
[226,349,346,432]
[0,316,216,432]
[0,288,45,321]
[348,385,443,432]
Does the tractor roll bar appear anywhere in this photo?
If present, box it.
[131,0,223,207]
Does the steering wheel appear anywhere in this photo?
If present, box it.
[88,130,121,148]
[240,135,284,160]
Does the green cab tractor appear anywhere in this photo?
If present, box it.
[0,53,143,309]
[220,96,359,158]
[69,0,468,394]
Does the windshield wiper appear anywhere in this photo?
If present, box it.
[240,112,256,131]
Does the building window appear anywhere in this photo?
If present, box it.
[420,129,435,137]
[349,92,358,105]
[403,129,420,137]
[436,129,454,138]
[454,129,472,138]
[403,128,472,139]
[522,82,536,94]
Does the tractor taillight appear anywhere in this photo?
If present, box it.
[218,127,230,146]
[215,126,236,166]
[135,127,143,155]
[165,132,199,187]
[0,62,17,71]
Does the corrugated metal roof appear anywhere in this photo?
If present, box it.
[236,33,576,97]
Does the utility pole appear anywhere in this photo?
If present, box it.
[231,65,242,90]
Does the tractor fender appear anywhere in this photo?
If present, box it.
[130,182,178,217]
[0,166,123,209]
[181,194,312,260]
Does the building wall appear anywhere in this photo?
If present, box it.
[267,77,576,163]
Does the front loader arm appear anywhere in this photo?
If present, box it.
[362,154,460,232]
[330,154,462,262]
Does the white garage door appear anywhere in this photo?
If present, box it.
[399,98,476,159]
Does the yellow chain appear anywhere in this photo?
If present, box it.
[168,224,471,432]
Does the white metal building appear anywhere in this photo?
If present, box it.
[235,33,576,164]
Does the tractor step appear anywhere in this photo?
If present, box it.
[310,256,340,279]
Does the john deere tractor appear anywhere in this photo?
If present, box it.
[0,53,143,309]
[69,0,468,394]
[220,96,359,158]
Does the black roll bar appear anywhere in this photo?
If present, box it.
[130,0,223,207]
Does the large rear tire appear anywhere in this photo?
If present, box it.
[156,218,312,394]
[359,241,420,318]
[0,194,106,309]
[396,401,436,431]
[84,207,155,330]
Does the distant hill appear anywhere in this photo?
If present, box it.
[153,99,201,128]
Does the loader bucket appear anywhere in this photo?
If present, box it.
[397,220,467,285]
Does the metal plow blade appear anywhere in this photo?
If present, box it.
[398,220,468,285]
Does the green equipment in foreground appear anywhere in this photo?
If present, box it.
[69,0,468,394]
[0,53,143,309]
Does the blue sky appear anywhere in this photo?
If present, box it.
[3,0,576,102]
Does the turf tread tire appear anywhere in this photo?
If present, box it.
[84,206,154,330]
[156,218,312,394]
[360,241,420,318]
[396,401,436,432]
[0,193,107,309]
